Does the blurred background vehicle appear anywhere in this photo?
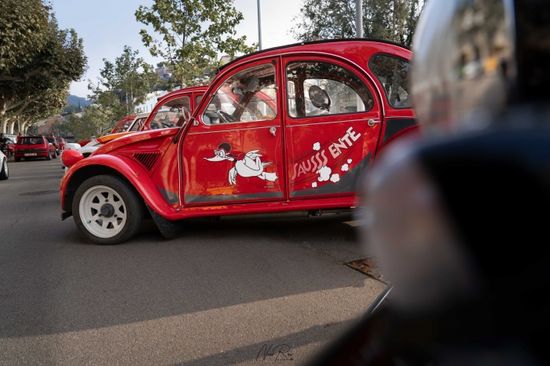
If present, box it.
[14,136,57,161]
[0,149,8,180]
[59,142,82,170]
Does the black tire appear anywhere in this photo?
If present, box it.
[14,157,20,162]
[72,175,145,244]
[0,159,8,180]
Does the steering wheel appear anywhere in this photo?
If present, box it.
[217,110,236,123]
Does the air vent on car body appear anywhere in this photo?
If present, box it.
[133,152,160,171]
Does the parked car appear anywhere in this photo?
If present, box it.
[4,134,17,157]
[110,114,137,134]
[0,150,8,180]
[60,142,81,169]
[60,40,416,244]
[15,136,57,161]
[56,136,67,152]
[94,112,151,145]
[62,87,207,167]
[45,136,59,155]
[78,138,101,158]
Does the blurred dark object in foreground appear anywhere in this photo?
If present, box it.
[310,129,550,366]
[310,0,550,363]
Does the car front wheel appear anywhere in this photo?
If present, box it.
[73,175,144,244]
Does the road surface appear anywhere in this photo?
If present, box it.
[0,159,384,365]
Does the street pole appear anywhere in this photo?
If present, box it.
[257,0,263,50]
[356,0,363,38]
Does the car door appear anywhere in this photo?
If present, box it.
[181,58,285,205]
[283,56,383,199]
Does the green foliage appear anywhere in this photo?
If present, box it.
[58,106,114,140]
[88,46,158,125]
[0,0,87,131]
[135,0,255,86]
[292,0,425,47]
[0,0,50,71]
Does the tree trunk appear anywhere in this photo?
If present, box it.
[8,120,16,134]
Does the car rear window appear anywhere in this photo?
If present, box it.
[19,137,44,145]
[369,54,411,109]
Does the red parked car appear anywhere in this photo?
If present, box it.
[56,136,66,152]
[110,114,137,134]
[15,136,57,161]
[60,40,416,244]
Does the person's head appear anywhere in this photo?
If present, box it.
[412,0,550,135]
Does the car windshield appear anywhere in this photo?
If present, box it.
[19,137,44,145]
[129,117,147,131]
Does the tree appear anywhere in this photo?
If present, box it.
[292,0,425,47]
[0,0,87,133]
[135,0,255,87]
[0,0,49,72]
[57,106,114,140]
[88,46,158,124]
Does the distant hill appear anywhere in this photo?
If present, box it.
[67,95,91,108]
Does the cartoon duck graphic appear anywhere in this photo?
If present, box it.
[205,143,278,185]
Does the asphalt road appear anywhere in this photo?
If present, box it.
[0,158,384,365]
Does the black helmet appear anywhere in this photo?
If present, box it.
[412,0,550,134]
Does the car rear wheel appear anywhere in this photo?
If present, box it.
[0,159,8,180]
[73,175,144,244]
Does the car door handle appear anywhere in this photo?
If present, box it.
[368,119,381,127]
[269,127,277,136]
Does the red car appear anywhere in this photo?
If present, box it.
[15,136,57,161]
[56,136,66,152]
[110,114,137,134]
[61,40,416,244]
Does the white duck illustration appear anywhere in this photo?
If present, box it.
[205,144,278,185]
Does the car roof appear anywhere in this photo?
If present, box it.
[217,38,411,75]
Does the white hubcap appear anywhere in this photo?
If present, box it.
[79,185,127,238]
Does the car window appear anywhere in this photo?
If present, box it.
[286,61,374,118]
[149,96,191,130]
[19,137,44,145]
[369,54,411,109]
[129,117,147,132]
[203,63,277,125]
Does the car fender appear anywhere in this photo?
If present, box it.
[60,153,173,218]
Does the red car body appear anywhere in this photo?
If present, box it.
[15,136,56,160]
[111,115,137,134]
[61,40,416,241]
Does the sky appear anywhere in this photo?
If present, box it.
[50,0,303,98]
